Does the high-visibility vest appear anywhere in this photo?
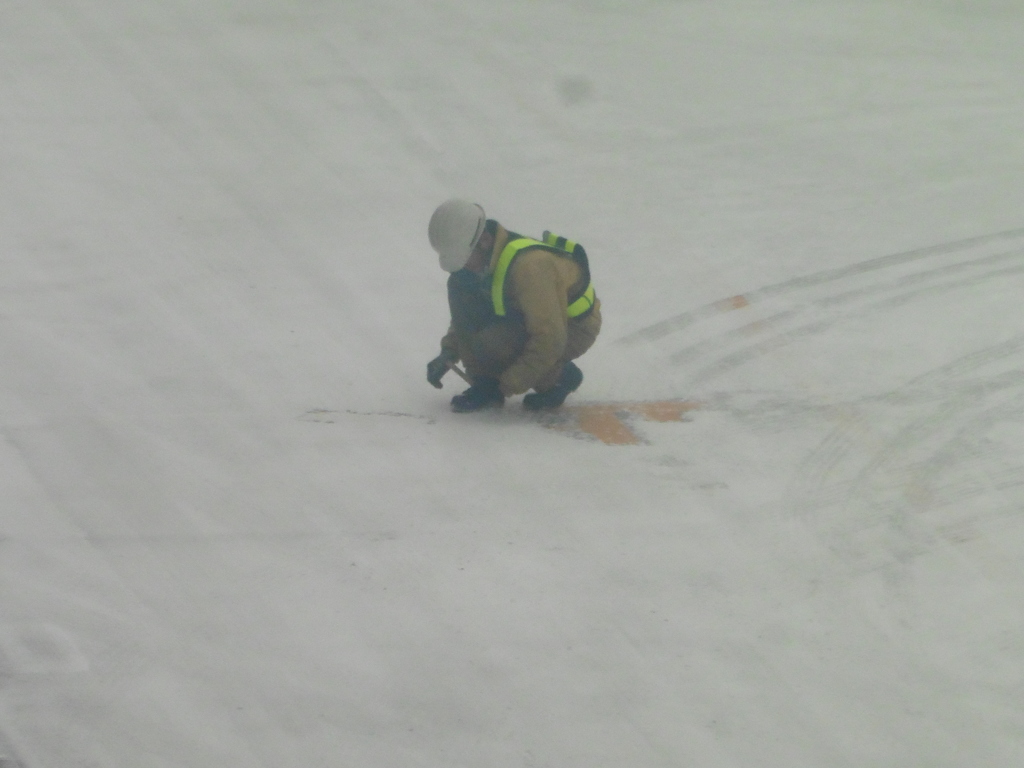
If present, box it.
[491,231,596,319]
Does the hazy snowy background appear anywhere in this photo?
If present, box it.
[2,1,1024,765]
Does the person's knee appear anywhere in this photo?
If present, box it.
[565,318,600,362]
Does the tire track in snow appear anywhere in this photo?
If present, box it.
[619,227,1024,346]
[620,227,1024,389]
[674,248,1024,381]
[618,228,1024,572]
[789,339,1024,575]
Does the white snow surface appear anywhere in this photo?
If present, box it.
[2,0,1024,765]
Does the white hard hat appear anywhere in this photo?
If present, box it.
[428,199,486,272]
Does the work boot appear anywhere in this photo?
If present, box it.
[450,377,505,412]
[523,361,583,411]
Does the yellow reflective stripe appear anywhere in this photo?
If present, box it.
[567,283,595,318]
[492,238,540,316]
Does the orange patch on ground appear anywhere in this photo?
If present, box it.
[574,406,642,445]
[631,400,700,422]
[716,294,750,311]
[554,400,702,445]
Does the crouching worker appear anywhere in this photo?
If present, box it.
[425,198,602,412]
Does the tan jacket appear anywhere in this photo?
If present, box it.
[442,225,597,395]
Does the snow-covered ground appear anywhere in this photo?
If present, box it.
[3,0,1024,765]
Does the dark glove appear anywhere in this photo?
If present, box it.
[427,350,459,389]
